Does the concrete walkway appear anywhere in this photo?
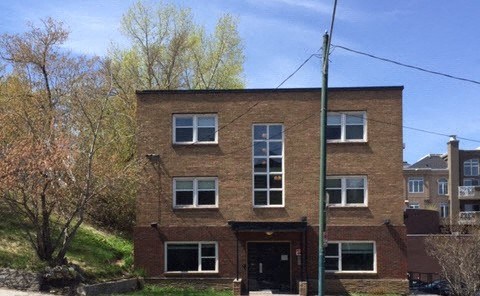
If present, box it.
[0,289,51,296]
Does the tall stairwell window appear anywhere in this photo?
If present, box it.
[253,124,284,207]
[464,159,479,177]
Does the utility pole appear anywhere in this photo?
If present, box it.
[318,32,329,296]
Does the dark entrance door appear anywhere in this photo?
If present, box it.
[248,242,290,292]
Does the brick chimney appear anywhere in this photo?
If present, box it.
[448,135,460,226]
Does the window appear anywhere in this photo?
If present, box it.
[326,176,367,206]
[173,114,217,144]
[464,159,479,176]
[409,202,420,209]
[464,179,479,186]
[325,242,375,272]
[408,177,424,193]
[440,203,449,218]
[173,178,218,208]
[326,112,366,142]
[438,178,448,195]
[252,124,284,207]
[165,242,217,272]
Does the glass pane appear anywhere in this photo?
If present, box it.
[269,125,282,139]
[269,142,282,156]
[198,180,215,190]
[254,191,267,205]
[327,114,341,125]
[198,127,215,142]
[326,126,341,140]
[345,125,364,140]
[326,243,339,256]
[254,175,267,189]
[176,191,193,205]
[201,258,216,271]
[270,191,283,205]
[254,158,267,172]
[198,116,215,127]
[254,142,267,156]
[269,158,282,172]
[270,175,282,188]
[175,117,193,127]
[176,128,193,142]
[201,244,216,256]
[325,258,339,271]
[176,180,193,190]
[327,189,342,204]
[167,244,198,271]
[341,243,374,271]
[326,178,341,188]
[346,189,364,204]
[346,178,364,188]
[346,114,364,124]
[254,125,267,140]
[198,191,216,205]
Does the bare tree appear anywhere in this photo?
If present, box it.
[425,229,480,296]
[0,18,135,266]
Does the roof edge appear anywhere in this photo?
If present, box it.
[136,85,404,95]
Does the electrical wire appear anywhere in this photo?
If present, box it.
[332,44,480,86]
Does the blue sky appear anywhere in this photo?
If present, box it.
[1,0,479,163]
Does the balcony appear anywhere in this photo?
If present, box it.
[458,186,480,199]
[458,211,480,225]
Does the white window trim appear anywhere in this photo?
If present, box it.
[173,114,218,144]
[173,177,218,208]
[325,241,377,274]
[464,159,479,177]
[408,177,424,193]
[327,111,367,143]
[252,124,285,208]
[437,178,448,195]
[164,241,219,273]
[326,176,368,207]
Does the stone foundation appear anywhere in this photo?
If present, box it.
[0,268,41,291]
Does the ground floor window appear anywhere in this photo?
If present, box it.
[165,242,217,272]
[409,202,420,209]
[440,203,449,218]
[325,242,375,272]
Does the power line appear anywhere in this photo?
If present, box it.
[332,44,480,86]
[276,54,316,88]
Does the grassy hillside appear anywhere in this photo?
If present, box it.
[0,204,133,281]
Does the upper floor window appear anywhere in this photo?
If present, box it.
[253,124,284,207]
[438,178,448,195]
[464,178,479,186]
[464,159,479,176]
[408,177,424,193]
[326,112,366,142]
[326,176,367,206]
[173,114,218,144]
[325,242,375,273]
[173,177,218,208]
[165,242,217,272]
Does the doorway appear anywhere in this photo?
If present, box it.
[247,242,291,292]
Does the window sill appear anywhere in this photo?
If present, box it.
[328,205,368,208]
[327,140,368,144]
[253,205,285,208]
[172,142,218,146]
[164,271,219,275]
[326,271,377,275]
[173,206,219,210]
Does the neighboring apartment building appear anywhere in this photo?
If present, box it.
[403,138,480,226]
[403,154,449,220]
[134,87,408,295]
[447,137,480,225]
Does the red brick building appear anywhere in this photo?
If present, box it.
[134,87,408,295]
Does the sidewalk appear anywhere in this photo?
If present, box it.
[0,289,51,296]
